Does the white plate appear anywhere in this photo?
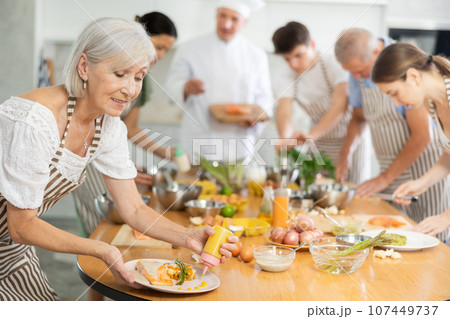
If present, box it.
[360,229,440,251]
[125,258,220,294]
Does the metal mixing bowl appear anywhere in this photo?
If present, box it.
[336,234,371,245]
[147,166,178,186]
[308,182,356,209]
[153,184,202,211]
[185,200,226,217]
[94,193,151,224]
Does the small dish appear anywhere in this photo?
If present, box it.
[253,245,295,272]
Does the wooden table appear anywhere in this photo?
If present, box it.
[77,197,450,301]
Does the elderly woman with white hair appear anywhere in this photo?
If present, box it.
[0,17,237,301]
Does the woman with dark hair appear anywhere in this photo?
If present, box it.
[70,13,180,300]
[372,42,450,243]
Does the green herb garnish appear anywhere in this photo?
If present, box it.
[175,258,187,285]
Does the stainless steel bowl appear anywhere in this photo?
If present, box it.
[185,200,226,217]
[336,234,371,246]
[148,166,178,186]
[308,183,356,209]
[153,184,202,211]
[94,193,151,224]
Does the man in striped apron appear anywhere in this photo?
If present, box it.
[334,28,450,242]
[272,21,372,185]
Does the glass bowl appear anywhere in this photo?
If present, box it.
[309,237,369,274]
[253,245,295,272]
[329,221,364,235]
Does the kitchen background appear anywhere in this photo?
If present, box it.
[0,0,449,300]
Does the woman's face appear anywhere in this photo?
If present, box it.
[84,55,149,116]
[151,34,176,60]
[377,77,424,108]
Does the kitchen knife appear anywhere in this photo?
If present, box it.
[372,193,418,202]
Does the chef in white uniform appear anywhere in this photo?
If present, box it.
[165,0,273,162]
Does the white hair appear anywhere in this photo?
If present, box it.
[334,28,378,64]
[64,17,156,97]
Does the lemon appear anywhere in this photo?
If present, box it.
[220,204,236,218]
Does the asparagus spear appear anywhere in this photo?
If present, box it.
[331,230,393,257]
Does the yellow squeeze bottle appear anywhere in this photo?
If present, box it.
[201,225,233,276]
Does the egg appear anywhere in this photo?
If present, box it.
[239,245,254,262]
[230,241,242,257]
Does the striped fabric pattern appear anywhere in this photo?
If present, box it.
[0,97,102,300]
[428,76,450,154]
[360,83,450,242]
[293,58,369,184]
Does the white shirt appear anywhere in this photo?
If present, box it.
[274,52,348,107]
[0,96,136,209]
[165,32,273,161]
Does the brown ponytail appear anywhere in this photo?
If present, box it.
[372,42,450,83]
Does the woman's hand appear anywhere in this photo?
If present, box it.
[393,179,428,205]
[185,226,239,263]
[413,209,450,237]
[355,174,390,198]
[101,244,145,289]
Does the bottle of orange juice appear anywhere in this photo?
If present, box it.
[272,188,290,228]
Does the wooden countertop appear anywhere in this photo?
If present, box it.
[77,196,450,301]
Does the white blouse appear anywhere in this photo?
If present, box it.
[0,96,137,209]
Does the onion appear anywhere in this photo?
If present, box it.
[295,216,314,233]
[311,228,323,238]
[299,230,316,243]
[271,227,284,238]
[272,228,287,243]
[283,230,299,245]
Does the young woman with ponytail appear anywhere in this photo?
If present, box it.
[372,42,450,243]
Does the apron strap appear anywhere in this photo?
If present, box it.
[51,97,76,164]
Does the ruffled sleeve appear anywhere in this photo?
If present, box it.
[91,115,137,179]
[0,97,59,209]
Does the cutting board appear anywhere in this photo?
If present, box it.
[110,224,172,248]
[209,104,269,123]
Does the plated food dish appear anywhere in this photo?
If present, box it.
[361,230,440,251]
[125,258,220,294]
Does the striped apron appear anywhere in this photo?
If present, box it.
[0,97,101,300]
[360,82,450,242]
[429,76,450,154]
[71,107,134,236]
[294,58,370,184]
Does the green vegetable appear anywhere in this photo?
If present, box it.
[175,258,187,285]
[200,157,244,193]
[383,233,407,246]
[332,230,393,257]
[285,148,335,188]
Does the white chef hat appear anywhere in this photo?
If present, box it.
[217,0,265,19]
